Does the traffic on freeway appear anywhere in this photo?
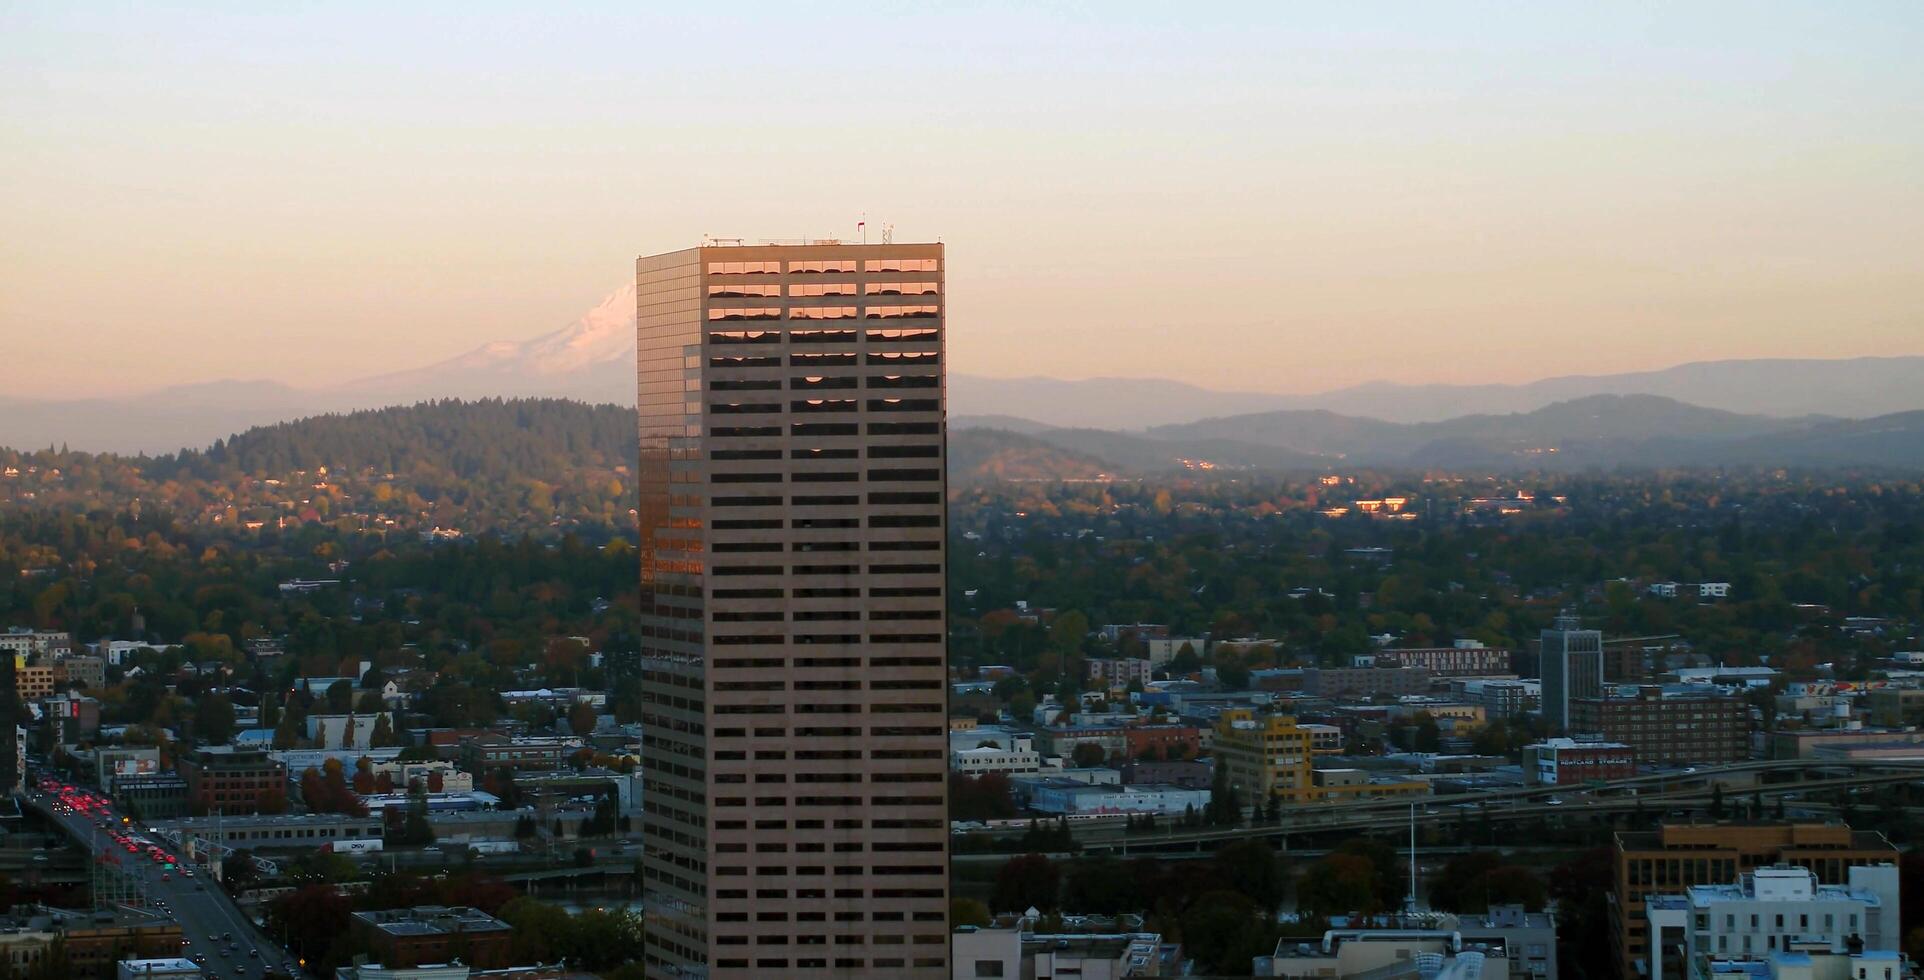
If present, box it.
[33,776,302,979]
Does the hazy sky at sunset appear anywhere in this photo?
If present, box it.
[4,3,1921,399]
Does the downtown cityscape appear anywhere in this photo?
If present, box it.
[5,4,1924,980]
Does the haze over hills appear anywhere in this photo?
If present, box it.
[958,395,1924,474]
[4,283,1922,456]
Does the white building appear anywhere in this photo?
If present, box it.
[115,959,201,979]
[1674,666,1780,690]
[1144,637,1207,668]
[95,639,176,666]
[950,730,1045,777]
[304,713,391,750]
[1260,928,1515,980]
[1704,948,1902,980]
[1020,779,1208,817]
[1644,865,1900,980]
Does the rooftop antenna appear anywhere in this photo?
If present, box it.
[859,213,868,245]
[882,223,894,245]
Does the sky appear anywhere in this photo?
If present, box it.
[3,2,1921,400]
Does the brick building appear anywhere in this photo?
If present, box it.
[177,748,287,815]
[1569,685,1747,766]
[348,906,514,969]
[1521,738,1635,785]
[1122,724,1200,761]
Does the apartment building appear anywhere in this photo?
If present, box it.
[1612,824,1897,980]
[1087,657,1154,689]
[635,242,949,979]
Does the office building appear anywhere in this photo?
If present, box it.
[635,242,949,979]
[1539,611,1603,731]
[1612,824,1897,980]
[1644,865,1898,980]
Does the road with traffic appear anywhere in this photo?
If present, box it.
[27,780,303,980]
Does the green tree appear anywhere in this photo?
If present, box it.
[368,712,398,748]
[950,897,991,929]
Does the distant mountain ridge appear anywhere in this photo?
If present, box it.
[957,395,1924,474]
[4,281,1921,454]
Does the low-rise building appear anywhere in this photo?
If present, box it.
[953,915,1170,979]
[0,908,183,978]
[1038,725,1129,764]
[1301,667,1434,699]
[1372,645,1515,676]
[1522,738,1636,786]
[348,907,514,970]
[1769,729,1924,761]
[456,734,581,773]
[1123,724,1201,761]
[1259,927,1515,979]
[97,746,163,791]
[116,958,200,980]
[951,732,1045,777]
[162,812,388,850]
[1019,778,1210,818]
[177,748,288,815]
[116,772,190,819]
[1119,760,1210,789]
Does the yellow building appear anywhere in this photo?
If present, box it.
[1215,710,1428,805]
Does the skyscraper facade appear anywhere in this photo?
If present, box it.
[635,242,949,979]
[1539,609,1603,731]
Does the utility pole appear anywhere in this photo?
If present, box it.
[1405,802,1418,914]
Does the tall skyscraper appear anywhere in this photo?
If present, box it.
[1539,608,1603,731]
[635,242,949,979]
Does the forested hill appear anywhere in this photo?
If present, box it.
[2,399,639,538]
[149,399,636,481]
